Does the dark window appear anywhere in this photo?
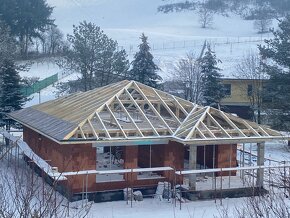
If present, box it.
[224,84,231,96]
[247,84,253,96]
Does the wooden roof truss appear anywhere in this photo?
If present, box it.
[65,81,196,141]
[174,107,281,141]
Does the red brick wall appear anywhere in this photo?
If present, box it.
[215,144,237,176]
[137,141,184,182]
[23,126,97,192]
[124,146,138,181]
[23,127,184,193]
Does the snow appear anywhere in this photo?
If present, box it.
[46,0,277,79]
[20,0,279,106]
[87,197,242,218]
[4,1,289,216]
[18,58,62,79]
[0,130,66,180]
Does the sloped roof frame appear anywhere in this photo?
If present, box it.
[8,80,287,145]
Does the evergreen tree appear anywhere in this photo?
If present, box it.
[0,0,54,57]
[0,21,16,64]
[259,15,290,130]
[58,21,129,92]
[130,33,161,88]
[0,60,26,128]
[201,46,225,107]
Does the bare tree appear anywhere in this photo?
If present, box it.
[198,5,214,28]
[215,164,290,218]
[0,141,92,217]
[174,53,204,104]
[254,19,273,34]
[233,52,269,124]
[250,3,275,34]
[47,26,64,55]
[40,26,64,56]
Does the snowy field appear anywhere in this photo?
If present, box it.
[8,2,290,217]
[21,0,279,107]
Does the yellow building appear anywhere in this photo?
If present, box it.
[220,78,266,120]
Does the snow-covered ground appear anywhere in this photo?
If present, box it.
[2,133,290,217]
[46,0,274,79]
[87,197,240,218]
[7,2,289,216]
[21,0,278,106]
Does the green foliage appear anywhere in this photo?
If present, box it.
[59,21,129,92]
[129,33,162,88]
[0,60,26,127]
[0,0,54,57]
[201,46,224,107]
[0,21,17,63]
[259,15,290,130]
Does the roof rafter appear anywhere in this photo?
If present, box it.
[132,81,174,134]
[124,88,159,136]
[115,96,144,137]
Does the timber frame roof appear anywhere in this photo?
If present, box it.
[9,80,284,145]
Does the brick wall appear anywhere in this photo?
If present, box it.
[23,126,97,192]
[23,127,185,193]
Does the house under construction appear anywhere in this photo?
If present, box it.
[8,80,285,201]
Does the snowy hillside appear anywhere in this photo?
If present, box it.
[23,0,276,106]
[45,0,274,79]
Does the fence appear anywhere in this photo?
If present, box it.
[119,35,271,54]
[21,73,58,97]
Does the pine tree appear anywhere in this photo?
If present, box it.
[201,46,225,107]
[0,0,54,57]
[0,21,16,64]
[129,33,162,88]
[0,60,26,128]
[59,21,129,92]
[259,15,290,130]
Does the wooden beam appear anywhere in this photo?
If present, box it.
[186,107,210,139]
[152,89,181,124]
[132,82,174,134]
[94,112,111,138]
[87,119,99,139]
[207,112,232,138]
[105,104,127,138]
[124,89,159,136]
[115,96,144,137]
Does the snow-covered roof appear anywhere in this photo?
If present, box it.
[9,80,284,145]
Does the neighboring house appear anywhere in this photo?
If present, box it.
[220,78,267,120]
[8,80,281,202]
[163,78,267,120]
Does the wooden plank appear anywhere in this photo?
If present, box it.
[124,89,159,136]
[115,96,144,137]
[132,81,174,134]
[152,89,181,124]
